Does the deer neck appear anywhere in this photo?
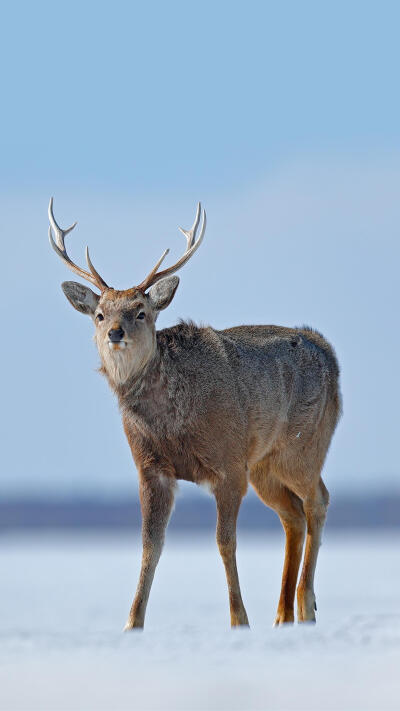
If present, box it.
[101,339,160,401]
[114,334,180,425]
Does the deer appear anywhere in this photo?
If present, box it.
[49,198,341,630]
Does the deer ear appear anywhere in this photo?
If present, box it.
[148,276,179,312]
[61,281,100,316]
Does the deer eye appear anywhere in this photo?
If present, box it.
[137,312,145,320]
[96,313,104,322]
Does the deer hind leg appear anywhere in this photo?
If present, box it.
[250,462,306,625]
[124,469,175,631]
[214,481,249,628]
[297,478,329,623]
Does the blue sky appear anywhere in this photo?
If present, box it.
[2,1,398,192]
[1,1,399,497]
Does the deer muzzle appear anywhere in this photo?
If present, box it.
[108,327,125,343]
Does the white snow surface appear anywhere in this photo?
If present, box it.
[1,530,400,711]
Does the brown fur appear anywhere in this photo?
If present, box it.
[60,273,341,630]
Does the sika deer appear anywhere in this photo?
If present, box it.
[49,198,341,629]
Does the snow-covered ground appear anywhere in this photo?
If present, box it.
[1,530,399,710]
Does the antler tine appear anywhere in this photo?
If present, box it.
[136,203,206,293]
[178,201,201,249]
[138,248,170,290]
[48,197,77,247]
[85,247,109,290]
[48,198,109,292]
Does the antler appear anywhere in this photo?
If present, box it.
[136,203,206,293]
[48,198,109,292]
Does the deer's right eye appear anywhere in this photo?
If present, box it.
[96,313,104,322]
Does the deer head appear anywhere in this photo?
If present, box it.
[49,198,206,386]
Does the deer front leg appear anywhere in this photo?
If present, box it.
[214,485,249,628]
[124,470,175,631]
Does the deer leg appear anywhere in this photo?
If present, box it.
[250,466,306,625]
[297,480,329,623]
[214,485,249,628]
[274,512,306,625]
[124,471,175,630]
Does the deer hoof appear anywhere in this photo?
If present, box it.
[123,620,144,632]
[274,610,295,626]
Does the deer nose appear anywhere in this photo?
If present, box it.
[108,327,125,342]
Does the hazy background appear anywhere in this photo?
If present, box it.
[2,5,400,710]
[1,0,399,500]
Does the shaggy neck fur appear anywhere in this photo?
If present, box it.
[99,334,157,393]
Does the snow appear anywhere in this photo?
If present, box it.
[1,530,400,710]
